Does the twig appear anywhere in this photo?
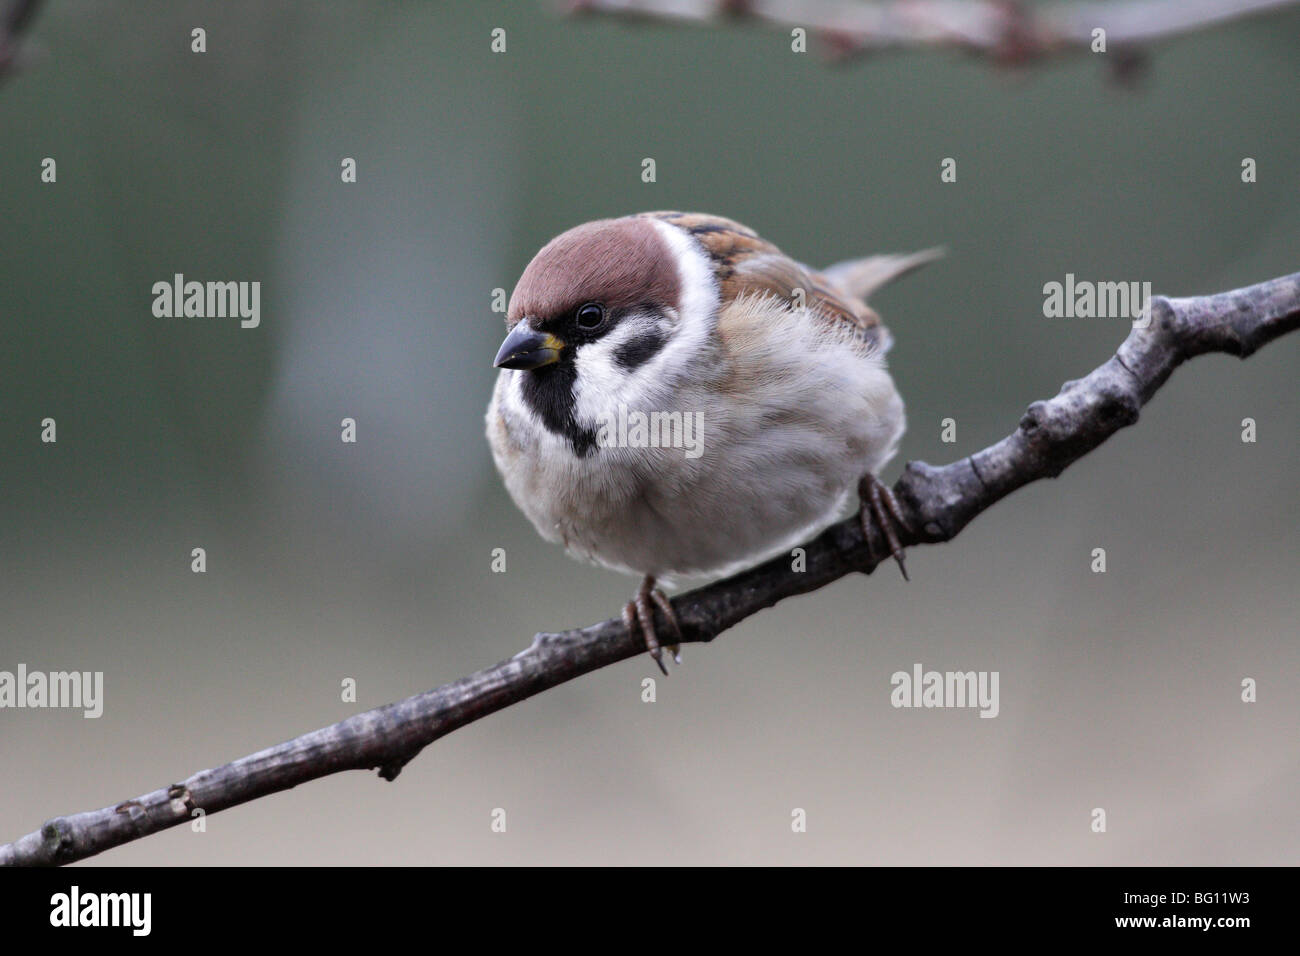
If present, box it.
[565,0,1300,65]
[2,270,1297,865]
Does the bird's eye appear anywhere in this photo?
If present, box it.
[575,302,606,330]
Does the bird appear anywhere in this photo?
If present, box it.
[486,211,939,673]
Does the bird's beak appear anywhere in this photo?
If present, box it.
[494,321,564,370]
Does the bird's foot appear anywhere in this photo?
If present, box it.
[622,574,682,675]
[858,473,914,580]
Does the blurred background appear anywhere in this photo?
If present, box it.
[1,0,1296,865]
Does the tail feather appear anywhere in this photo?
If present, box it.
[822,246,945,301]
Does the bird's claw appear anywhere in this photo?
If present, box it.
[858,474,914,580]
[624,574,682,674]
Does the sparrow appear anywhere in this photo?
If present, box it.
[486,211,938,673]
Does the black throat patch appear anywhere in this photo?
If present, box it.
[518,360,598,458]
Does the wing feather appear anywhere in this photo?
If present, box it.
[639,211,891,353]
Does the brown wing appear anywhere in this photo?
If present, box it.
[638,211,889,352]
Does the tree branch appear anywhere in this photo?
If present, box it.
[3,270,1297,865]
[565,0,1300,67]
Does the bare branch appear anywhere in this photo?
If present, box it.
[2,270,1296,866]
[564,0,1299,65]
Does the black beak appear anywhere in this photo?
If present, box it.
[493,322,563,370]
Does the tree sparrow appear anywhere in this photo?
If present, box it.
[486,212,938,672]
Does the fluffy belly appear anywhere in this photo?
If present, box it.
[540,404,901,581]
[567,461,856,582]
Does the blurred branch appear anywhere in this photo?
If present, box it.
[0,0,42,82]
[3,269,1299,865]
[564,0,1299,66]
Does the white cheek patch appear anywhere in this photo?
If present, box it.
[571,220,719,426]
[571,311,665,423]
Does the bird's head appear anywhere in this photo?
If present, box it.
[493,216,715,454]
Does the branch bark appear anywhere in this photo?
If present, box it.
[3,270,1297,865]
[566,0,1299,66]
